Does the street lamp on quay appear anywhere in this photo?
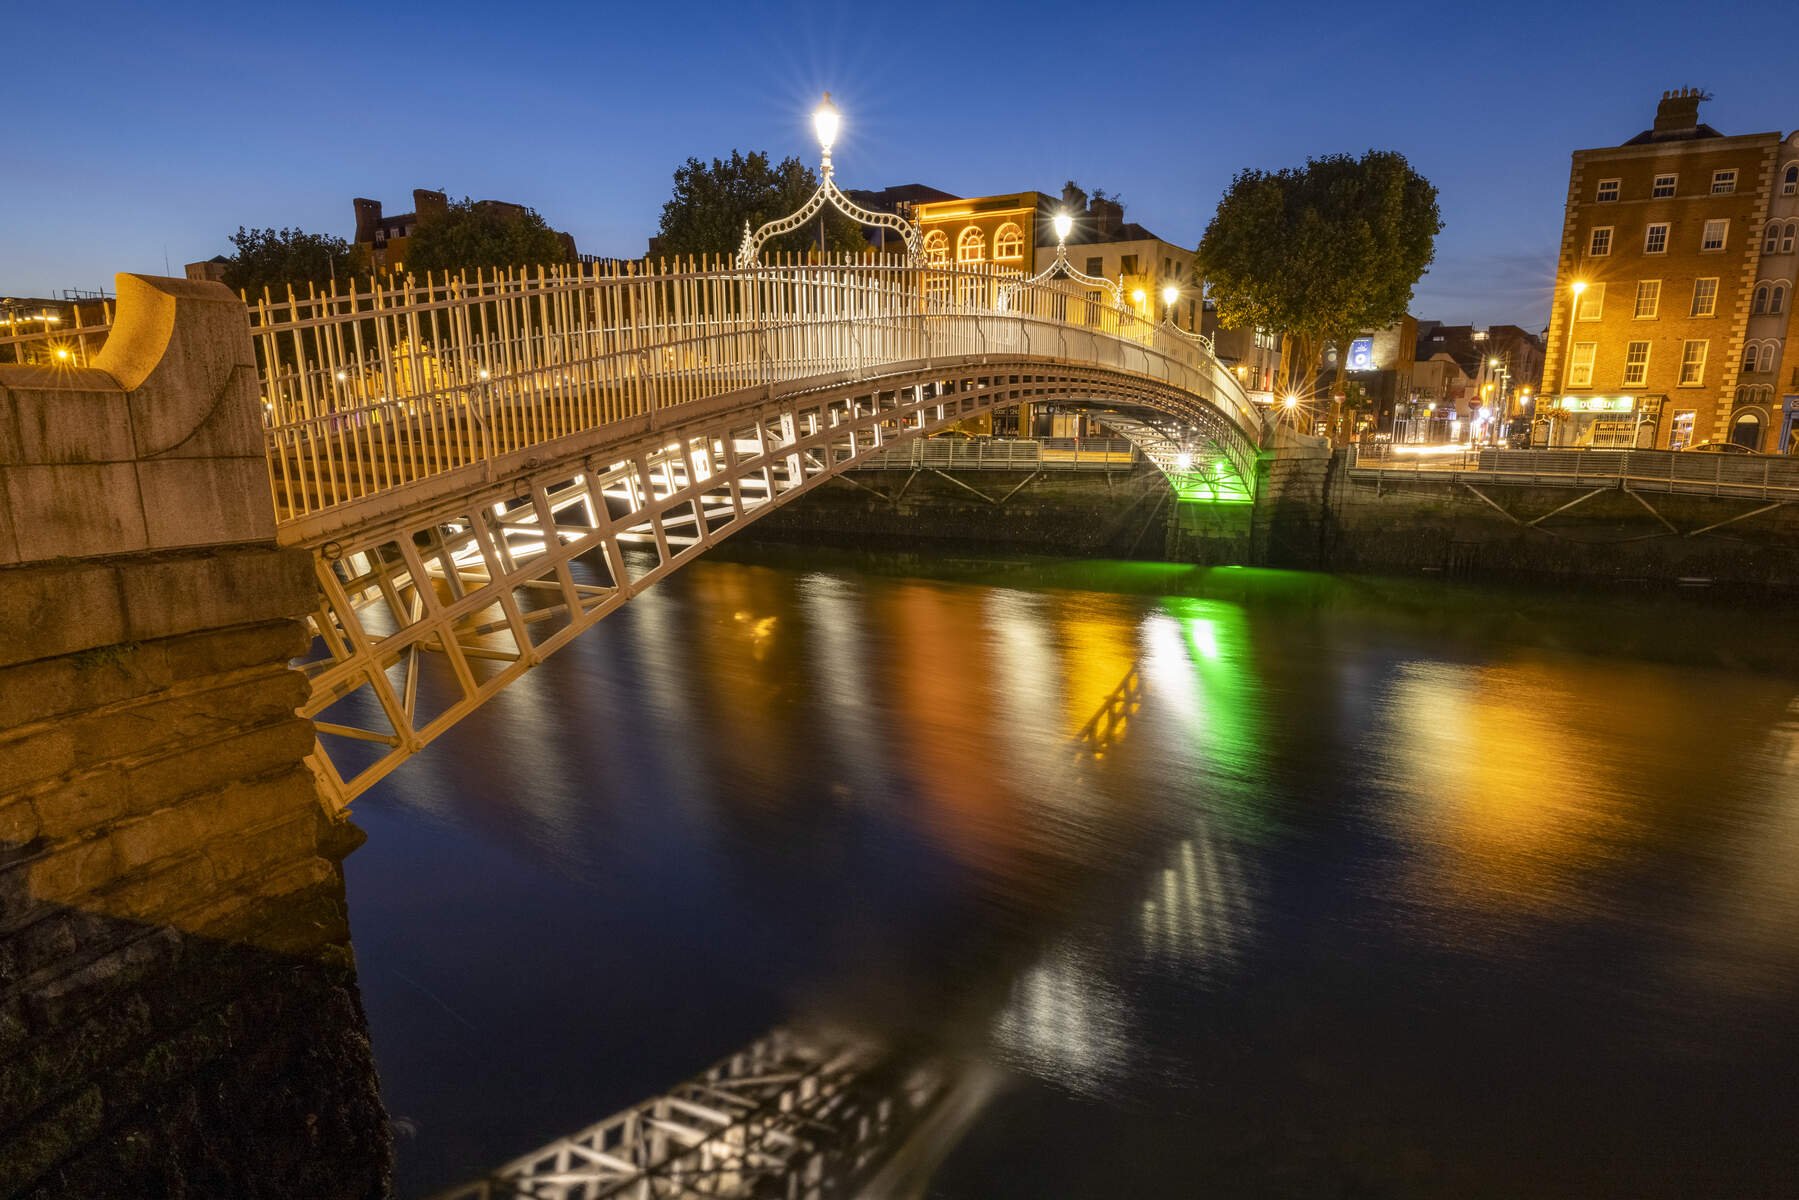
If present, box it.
[1553,279,1588,449]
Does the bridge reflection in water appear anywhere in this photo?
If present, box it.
[423,573,1254,1199]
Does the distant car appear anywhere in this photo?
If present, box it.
[1684,440,1756,454]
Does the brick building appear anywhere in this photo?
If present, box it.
[1542,90,1799,451]
[351,188,578,274]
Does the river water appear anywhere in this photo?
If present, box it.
[342,548,1799,1198]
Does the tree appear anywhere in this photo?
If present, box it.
[655,150,867,260]
[403,197,570,275]
[222,226,360,297]
[1198,151,1442,400]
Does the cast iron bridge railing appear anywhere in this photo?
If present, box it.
[1346,444,1799,503]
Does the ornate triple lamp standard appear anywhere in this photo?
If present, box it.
[736,94,923,267]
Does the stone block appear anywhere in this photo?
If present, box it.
[4,461,149,561]
[159,618,310,684]
[15,835,115,911]
[124,718,316,813]
[118,547,316,645]
[0,726,77,797]
[29,768,130,842]
[96,851,217,927]
[137,455,276,548]
[0,375,135,466]
[0,562,130,670]
[204,812,324,887]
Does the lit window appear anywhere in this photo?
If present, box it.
[1633,280,1660,318]
[923,230,949,265]
[1652,174,1677,198]
[1569,342,1597,387]
[1690,278,1718,317]
[1596,178,1620,202]
[1679,339,1708,386]
[1644,223,1669,254]
[1589,226,1613,256]
[1711,169,1738,194]
[1577,283,1604,320]
[956,226,985,263]
[1701,219,1728,251]
[992,222,1024,261]
[1623,341,1650,386]
[1670,410,1696,450]
[1785,165,1799,196]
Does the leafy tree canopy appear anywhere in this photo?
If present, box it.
[403,198,570,275]
[1198,151,1441,384]
[222,226,359,297]
[656,150,866,260]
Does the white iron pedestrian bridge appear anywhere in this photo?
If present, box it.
[229,252,1269,810]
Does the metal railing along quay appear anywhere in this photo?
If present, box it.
[852,436,1142,472]
[1347,444,1799,502]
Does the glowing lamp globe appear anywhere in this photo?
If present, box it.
[812,93,840,154]
[1161,285,1180,307]
[1052,211,1073,242]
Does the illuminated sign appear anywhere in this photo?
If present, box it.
[1559,396,1634,413]
[1346,337,1375,371]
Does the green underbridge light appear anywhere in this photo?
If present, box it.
[1170,457,1253,505]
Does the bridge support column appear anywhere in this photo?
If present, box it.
[1250,425,1334,568]
[0,276,387,1194]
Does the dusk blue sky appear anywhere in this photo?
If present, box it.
[6,0,1798,330]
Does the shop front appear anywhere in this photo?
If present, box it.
[1782,395,1799,455]
[1550,395,1664,449]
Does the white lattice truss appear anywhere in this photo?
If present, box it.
[429,1028,947,1200]
[233,259,1263,810]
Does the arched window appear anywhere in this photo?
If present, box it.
[1760,343,1778,373]
[956,226,985,263]
[1743,343,1761,372]
[992,222,1024,261]
[1785,163,1799,196]
[1754,285,1770,314]
[1730,410,1763,450]
[923,229,949,266]
[1766,224,1782,254]
[1782,223,1798,254]
[1774,285,1788,314]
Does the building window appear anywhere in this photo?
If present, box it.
[1691,278,1718,317]
[1730,411,1763,450]
[1768,225,1782,254]
[1754,284,1770,314]
[1623,340,1650,386]
[1711,169,1738,194]
[923,230,949,265]
[1652,173,1677,198]
[1679,339,1708,386]
[1760,343,1777,372]
[1784,165,1799,196]
[1569,342,1596,387]
[1588,226,1613,256]
[1783,223,1797,254]
[1643,223,1669,254]
[956,226,985,263]
[1596,178,1620,202]
[1085,256,1104,276]
[1774,285,1788,314]
[1578,283,1604,320]
[1701,219,1728,251]
[1743,343,1760,372]
[992,222,1024,261]
[1633,279,1660,318]
[1119,254,1140,275]
[1670,409,1696,450]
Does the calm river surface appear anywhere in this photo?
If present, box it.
[343,548,1799,1198]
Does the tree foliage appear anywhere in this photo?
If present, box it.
[403,198,570,275]
[222,227,359,297]
[656,150,867,260]
[1198,151,1441,389]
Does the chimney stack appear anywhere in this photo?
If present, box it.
[352,197,382,243]
[1652,87,1708,137]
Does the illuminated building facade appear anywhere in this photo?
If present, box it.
[911,183,1200,436]
[1543,90,1799,451]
